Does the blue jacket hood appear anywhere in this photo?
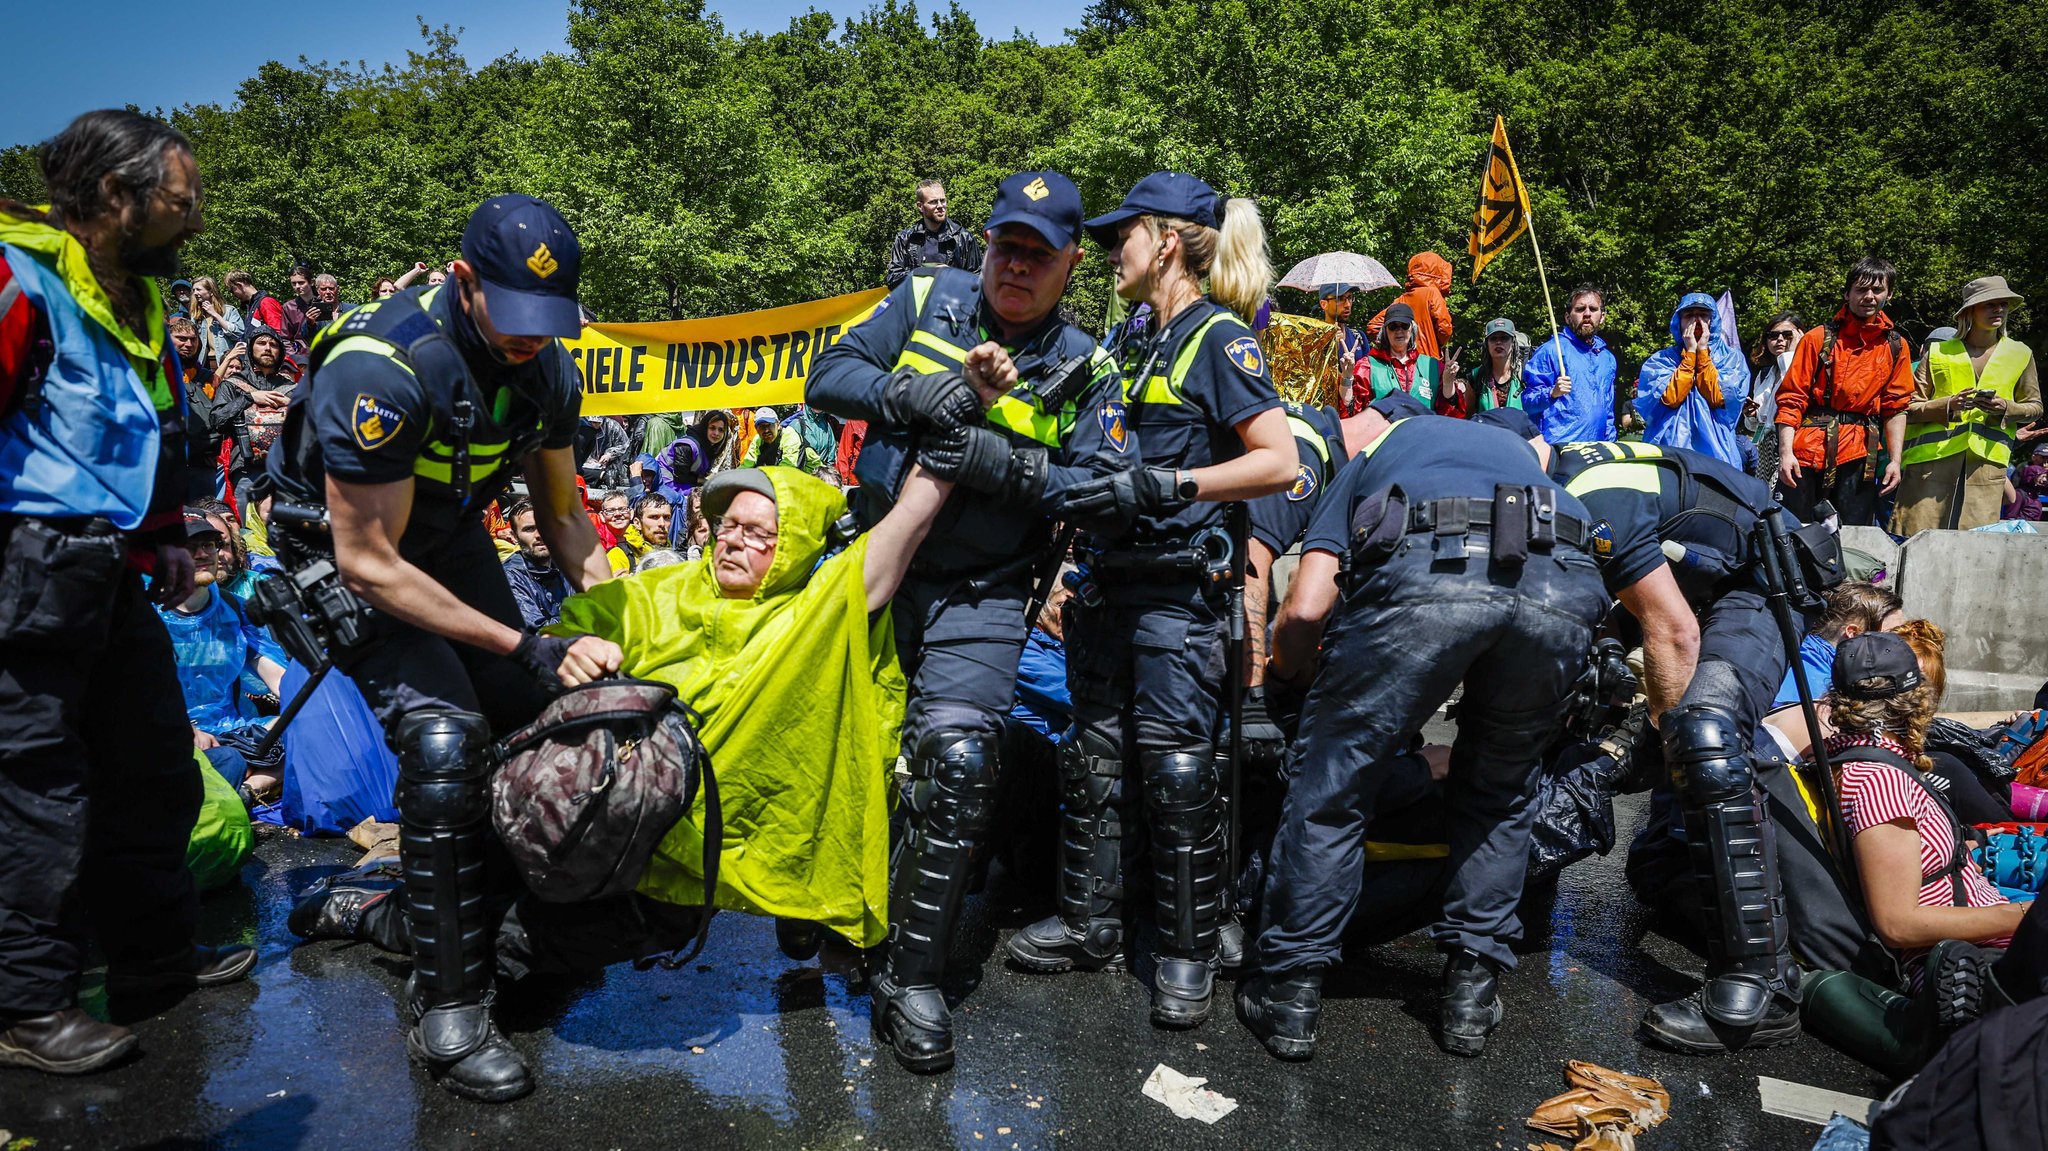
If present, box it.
[1668,292,1723,343]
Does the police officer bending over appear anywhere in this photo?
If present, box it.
[1238,401,1609,1060]
[807,170,1111,1073]
[1005,172,1298,1030]
[1539,437,1816,1053]
[270,195,619,1102]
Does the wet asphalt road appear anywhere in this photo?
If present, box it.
[0,791,1888,1151]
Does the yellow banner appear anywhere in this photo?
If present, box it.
[1469,115,1532,284]
[568,287,888,416]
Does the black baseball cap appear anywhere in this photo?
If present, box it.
[1369,392,1431,422]
[1832,632,1924,700]
[182,507,225,538]
[986,171,1085,250]
[1084,171,1220,248]
[459,194,582,338]
[1471,406,1537,441]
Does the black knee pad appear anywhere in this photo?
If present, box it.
[395,709,492,830]
[1059,726,1125,813]
[1661,703,1754,807]
[911,729,999,841]
[1142,746,1220,814]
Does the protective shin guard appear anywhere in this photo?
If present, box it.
[394,711,498,1053]
[1663,702,1793,1027]
[1143,746,1225,1026]
[887,730,999,988]
[1056,729,1130,960]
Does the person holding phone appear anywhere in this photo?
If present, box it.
[1893,276,2041,533]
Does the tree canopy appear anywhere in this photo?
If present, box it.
[5,0,2040,364]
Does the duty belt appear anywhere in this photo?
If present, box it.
[1404,497,1590,549]
[1076,525,1236,591]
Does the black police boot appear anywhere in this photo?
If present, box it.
[1143,746,1226,1029]
[104,944,258,998]
[1006,729,1129,975]
[1217,917,1248,972]
[1438,950,1504,1057]
[0,1010,137,1075]
[289,859,409,952]
[870,968,954,1074]
[1236,969,1323,1060]
[394,711,530,1103]
[406,986,532,1104]
[1640,982,1800,1055]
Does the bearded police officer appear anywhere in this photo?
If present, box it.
[806,170,1112,1073]
[1539,437,1819,1053]
[268,195,619,1102]
[1238,399,1610,1060]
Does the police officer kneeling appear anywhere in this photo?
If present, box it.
[1238,396,1610,1059]
[269,196,620,1102]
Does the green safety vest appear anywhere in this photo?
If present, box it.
[309,285,547,502]
[1902,337,2032,468]
[891,272,1107,447]
[1368,353,1441,406]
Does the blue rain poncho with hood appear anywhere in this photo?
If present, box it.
[1634,291,1750,467]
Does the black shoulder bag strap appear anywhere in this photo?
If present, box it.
[1843,742,1973,906]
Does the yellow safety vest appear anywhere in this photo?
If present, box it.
[1122,311,1235,408]
[890,273,1105,448]
[1902,337,2032,468]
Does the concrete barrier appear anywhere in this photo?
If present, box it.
[1894,529,2048,712]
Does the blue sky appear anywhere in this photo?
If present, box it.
[0,1,1082,148]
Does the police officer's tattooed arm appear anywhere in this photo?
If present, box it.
[1243,536,1279,687]
[524,444,613,591]
[862,465,954,613]
[1616,562,1699,727]
[1267,548,1341,686]
[325,474,622,684]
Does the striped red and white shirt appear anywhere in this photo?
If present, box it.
[1831,733,2011,974]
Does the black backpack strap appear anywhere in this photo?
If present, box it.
[635,700,722,970]
[1843,743,1973,906]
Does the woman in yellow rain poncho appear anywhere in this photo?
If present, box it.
[551,464,950,947]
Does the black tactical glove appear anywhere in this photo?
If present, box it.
[1240,685,1290,781]
[1058,465,1190,530]
[511,631,577,691]
[881,369,982,432]
[919,426,1049,506]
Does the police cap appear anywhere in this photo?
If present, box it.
[460,194,583,338]
[986,171,1086,250]
[1083,171,1220,249]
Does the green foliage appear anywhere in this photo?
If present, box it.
[2,0,2039,363]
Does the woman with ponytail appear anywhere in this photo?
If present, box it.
[1007,172,1296,1032]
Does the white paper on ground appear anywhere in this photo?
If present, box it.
[1756,1076,1878,1126]
[1142,1063,1239,1124]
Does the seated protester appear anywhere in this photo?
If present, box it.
[677,489,710,560]
[501,498,573,629]
[1342,302,1442,416]
[606,495,673,573]
[1777,580,1905,707]
[740,409,787,468]
[653,410,731,510]
[157,507,288,801]
[1828,633,2027,986]
[1012,584,1073,740]
[575,416,632,491]
[216,325,296,506]
[554,465,953,947]
[592,488,631,551]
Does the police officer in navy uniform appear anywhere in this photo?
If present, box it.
[806,170,1114,1073]
[268,195,621,1102]
[1237,401,1610,1060]
[1536,436,1812,1053]
[1003,173,1298,1030]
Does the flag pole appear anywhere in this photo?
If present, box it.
[1522,200,1567,383]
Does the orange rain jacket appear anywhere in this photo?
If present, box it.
[1773,308,1915,470]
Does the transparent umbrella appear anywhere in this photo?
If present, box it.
[1277,251,1399,294]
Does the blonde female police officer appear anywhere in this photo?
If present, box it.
[807,170,1113,1073]
[1005,173,1297,1029]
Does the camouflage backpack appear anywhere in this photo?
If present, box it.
[492,679,719,937]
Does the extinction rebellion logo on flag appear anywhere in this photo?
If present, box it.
[1469,115,1532,284]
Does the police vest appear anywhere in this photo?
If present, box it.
[1120,310,1234,409]
[1283,405,1336,498]
[305,285,558,511]
[1902,337,2031,468]
[892,270,1101,449]
[1555,440,1762,588]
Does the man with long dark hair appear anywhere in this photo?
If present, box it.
[0,109,255,1076]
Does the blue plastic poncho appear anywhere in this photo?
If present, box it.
[1634,291,1751,466]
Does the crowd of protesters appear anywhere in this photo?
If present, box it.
[7,109,2048,1151]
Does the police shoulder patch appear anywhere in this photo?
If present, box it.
[1588,519,1615,557]
[352,394,407,451]
[1099,400,1130,454]
[1287,463,1318,502]
[1225,334,1264,378]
